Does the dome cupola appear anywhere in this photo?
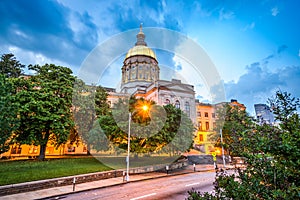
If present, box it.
[125,24,157,60]
[121,24,160,93]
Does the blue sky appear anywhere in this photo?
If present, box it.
[1,0,299,115]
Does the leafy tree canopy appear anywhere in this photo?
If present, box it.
[213,103,254,156]
[0,74,19,153]
[0,53,25,78]
[98,97,195,155]
[72,79,110,153]
[13,64,75,160]
[188,91,300,199]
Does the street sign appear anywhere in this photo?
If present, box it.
[212,152,217,161]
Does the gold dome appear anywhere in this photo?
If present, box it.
[125,45,157,60]
[125,24,157,60]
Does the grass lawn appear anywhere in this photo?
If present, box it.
[0,157,111,186]
[0,155,180,186]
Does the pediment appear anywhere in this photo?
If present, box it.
[158,80,194,93]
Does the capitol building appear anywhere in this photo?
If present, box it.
[106,25,246,155]
[107,25,196,123]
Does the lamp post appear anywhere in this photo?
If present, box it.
[126,112,132,182]
[220,129,226,168]
[126,104,149,182]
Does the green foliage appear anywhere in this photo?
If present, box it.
[0,53,25,153]
[99,97,194,155]
[0,74,19,153]
[0,53,25,78]
[187,91,300,199]
[72,80,110,153]
[214,103,254,156]
[165,104,195,155]
[13,64,75,160]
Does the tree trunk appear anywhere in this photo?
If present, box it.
[87,143,91,155]
[38,132,49,161]
[38,142,47,161]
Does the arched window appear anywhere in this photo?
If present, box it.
[165,99,170,105]
[185,101,190,116]
[175,100,180,109]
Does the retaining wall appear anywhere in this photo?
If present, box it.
[187,155,231,164]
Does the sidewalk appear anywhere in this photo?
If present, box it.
[1,164,221,200]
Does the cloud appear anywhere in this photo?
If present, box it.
[225,63,300,115]
[242,22,255,31]
[105,0,181,32]
[219,8,234,20]
[271,7,279,16]
[0,0,98,68]
[193,1,212,17]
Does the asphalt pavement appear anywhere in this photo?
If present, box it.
[1,164,223,200]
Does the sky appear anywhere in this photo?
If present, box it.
[1,0,299,115]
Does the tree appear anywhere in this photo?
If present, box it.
[72,79,110,154]
[0,53,25,154]
[187,91,300,199]
[98,97,195,155]
[213,103,254,156]
[0,74,19,153]
[0,53,25,78]
[13,64,75,160]
[160,104,195,156]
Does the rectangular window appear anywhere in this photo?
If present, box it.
[199,134,204,142]
[198,121,202,130]
[29,146,38,154]
[11,147,22,154]
[206,122,209,130]
[197,112,201,117]
[68,146,76,152]
[212,113,215,118]
[205,112,208,117]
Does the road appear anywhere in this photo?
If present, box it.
[45,172,215,200]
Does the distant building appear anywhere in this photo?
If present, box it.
[254,104,274,125]
[194,101,216,154]
[194,99,246,155]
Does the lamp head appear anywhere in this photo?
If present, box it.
[142,105,149,111]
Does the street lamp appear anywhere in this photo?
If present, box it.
[220,129,226,168]
[126,104,149,182]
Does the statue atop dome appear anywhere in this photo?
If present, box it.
[135,23,147,46]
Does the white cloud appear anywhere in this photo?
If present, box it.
[271,7,279,16]
[242,22,255,31]
[219,8,234,20]
[6,45,75,74]
[193,1,212,17]
[225,63,300,115]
